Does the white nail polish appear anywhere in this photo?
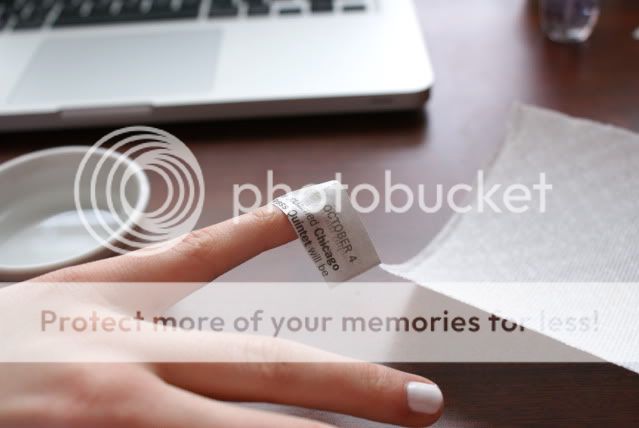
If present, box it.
[406,382,443,415]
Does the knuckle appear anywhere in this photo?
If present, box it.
[249,205,278,223]
[56,365,153,426]
[358,362,393,395]
[248,206,282,253]
[256,360,297,386]
[63,366,117,402]
[57,365,103,398]
[257,336,286,360]
[174,228,216,266]
[248,337,299,385]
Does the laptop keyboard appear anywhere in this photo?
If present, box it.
[0,0,369,31]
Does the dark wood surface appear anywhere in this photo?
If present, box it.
[3,0,639,426]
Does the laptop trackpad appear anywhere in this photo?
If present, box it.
[9,29,221,106]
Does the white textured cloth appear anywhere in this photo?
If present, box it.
[383,105,639,372]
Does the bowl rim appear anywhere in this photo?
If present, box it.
[0,145,150,280]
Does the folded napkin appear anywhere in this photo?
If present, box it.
[384,105,639,372]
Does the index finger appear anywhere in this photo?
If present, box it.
[35,206,295,283]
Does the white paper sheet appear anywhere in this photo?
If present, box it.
[383,105,639,372]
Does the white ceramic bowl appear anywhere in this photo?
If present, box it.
[0,146,149,281]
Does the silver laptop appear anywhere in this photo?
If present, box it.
[0,0,433,131]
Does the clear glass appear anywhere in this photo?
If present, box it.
[539,0,600,43]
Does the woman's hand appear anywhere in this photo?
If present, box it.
[0,207,443,427]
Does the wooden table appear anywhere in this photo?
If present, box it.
[4,0,639,425]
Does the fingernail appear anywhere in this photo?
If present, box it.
[406,382,443,415]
